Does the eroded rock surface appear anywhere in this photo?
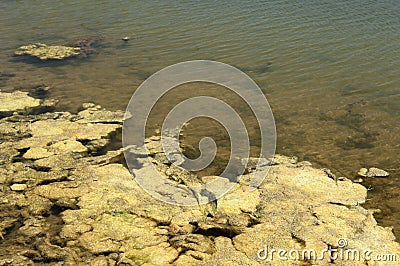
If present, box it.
[0,91,40,117]
[0,92,399,265]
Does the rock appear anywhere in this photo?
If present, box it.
[89,256,114,266]
[82,103,97,109]
[173,254,202,265]
[358,167,369,177]
[18,217,46,237]
[10,183,27,191]
[270,154,298,165]
[354,177,364,183]
[60,223,92,239]
[23,147,53,160]
[0,255,34,266]
[25,119,119,142]
[0,218,18,238]
[25,194,53,216]
[36,240,69,260]
[0,121,31,142]
[367,167,389,177]
[125,244,179,265]
[49,139,88,154]
[170,234,214,253]
[204,237,255,265]
[33,153,82,170]
[76,108,125,124]
[0,91,40,116]
[15,43,81,60]
[0,142,20,165]
[78,231,121,254]
[1,95,400,265]
[217,185,260,215]
[241,157,271,173]
[69,36,104,58]
[33,181,90,200]
[358,167,389,178]
[15,119,120,155]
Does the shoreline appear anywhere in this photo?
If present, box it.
[0,90,399,265]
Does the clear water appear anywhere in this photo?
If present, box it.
[1,0,399,237]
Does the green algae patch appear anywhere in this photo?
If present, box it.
[15,43,81,60]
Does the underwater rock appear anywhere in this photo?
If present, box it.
[14,43,81,60]
[367,167,389,177]
[69,36,104,58]
[358,167,369,177]
[0,73,16,87]
[359,167,390,178]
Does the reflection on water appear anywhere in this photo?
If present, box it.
[1,0,399,237]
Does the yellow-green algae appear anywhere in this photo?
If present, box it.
[15,43,81,60]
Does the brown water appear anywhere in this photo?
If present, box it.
[1,0,399,237]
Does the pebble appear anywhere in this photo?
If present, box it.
[367,167,389,178]
[10,183,27,191]
[358,167,389,178]
[357,168,368,177]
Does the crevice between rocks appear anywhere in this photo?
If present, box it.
[190,222,240,239]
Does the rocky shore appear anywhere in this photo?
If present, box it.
[0,90,399,265]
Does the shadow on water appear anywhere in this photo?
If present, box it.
[8,55,73,67]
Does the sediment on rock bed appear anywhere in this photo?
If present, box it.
[0,90,399,265]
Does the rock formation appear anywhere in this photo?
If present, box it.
[0,91,399,265]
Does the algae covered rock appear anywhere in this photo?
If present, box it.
[15,43,81,60]
[0,91,41,116]
[1,93,400,265]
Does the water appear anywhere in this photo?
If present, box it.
[1,0,399,236]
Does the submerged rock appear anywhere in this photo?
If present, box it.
[69,36,104,58]
[358,167,390,178]
[15,43,81,60]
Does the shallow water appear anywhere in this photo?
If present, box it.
[1,0,399,237]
